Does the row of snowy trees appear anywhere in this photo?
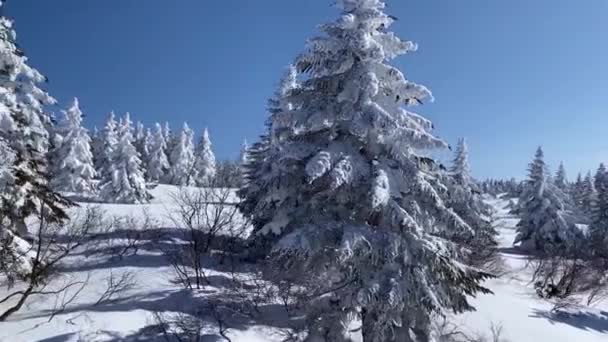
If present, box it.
[93,113,218,188]
[513,147,608,258]
[42,97,224,203]
[238,1,494,340]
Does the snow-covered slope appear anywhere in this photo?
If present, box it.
[455,195,608,342]
[1,189,607,341]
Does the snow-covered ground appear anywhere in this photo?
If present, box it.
[1,187,607,341]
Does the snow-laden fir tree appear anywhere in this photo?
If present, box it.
[451,138,471,188]
[142,127,153,179]
[193,128,216,186]
[50,98,96,193]
[91,126,104,173]
[239,1,491,340]
[590,163,608,255]
[135,121,145,151]
[134,121,150,168]
[0,6,70,236]
[162,121,174,160]
[446,138,497,265]
[554,161,568,191]
[99,113,150,203]
[594,163,606,196]
[571,172,584,208]
[239,139,249,165]
[239,65,301,258]
[514,147,580,253]
[147,123,170,183]
[168,122,196,186]
[581,171,597,215]
[98,112,118,183]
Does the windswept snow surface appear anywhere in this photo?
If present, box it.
[0,189,607,341]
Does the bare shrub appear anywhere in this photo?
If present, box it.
[528,248,608,311]
[94,270,137,306]
[151,303,239,342]
[165,187,244,290]
[0,205,103,321]
[433,317,510,342]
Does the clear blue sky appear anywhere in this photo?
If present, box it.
[6,0,608,179]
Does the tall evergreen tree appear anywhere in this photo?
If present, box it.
[590,163,608,255]
[0,6,70,236]
[194,128,216,186]
[446,138,497,265]
[99,113,150,203]
[98,112,118,183]
[240,65,300,224]
[554,161,568,191]
[514,147,580,253]
[147,123,170,183]
[582,171,597,215]
[142,127,153,179]
[595,163,606,194]
[168,122,196,186]
[50,98,96,193]
[571,172,584,208]
[134,121,150,172]
[451,137,471,188]
[91,126,104,173]
[162,121,174,162]
[239,1,490,340]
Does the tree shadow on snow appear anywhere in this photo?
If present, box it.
[35,333,77,342]
[530,308,608,333]
[57,227,250,274]
[27,280,299,330]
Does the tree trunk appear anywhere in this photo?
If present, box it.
[0,284,34,321]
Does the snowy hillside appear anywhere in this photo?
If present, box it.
[1,188,606,342]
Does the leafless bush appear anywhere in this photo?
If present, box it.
[165,187,244,290]
[0,205,103,321]
[433,317,510,342]
[94,270,137,306]
[151,303,238,342]
[528,250,608,311]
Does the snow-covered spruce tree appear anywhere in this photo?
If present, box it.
[0,7,70,236]
[135,121,145,153]
[147,123,170,183]
[168,122,196,186]
[239,1,491,340]
[239,65,300,259]
[50,98,96,193]
[236,139,250,187]
[162,121,175,161]
[239,139,249,165]
[514,147,580,253]
[581,171,597,215]
[142,127,153,180]
[99,113,150,203]
[446,138,497,266]
[98,112,118,183]
[594,163,606,196]
[91,126,104,173]
[571,172,584,208]
[194,128,216,186]
[134,121,150,171]
[554,162,568,192]
[589,164,608,255]
[451,138,471,188]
